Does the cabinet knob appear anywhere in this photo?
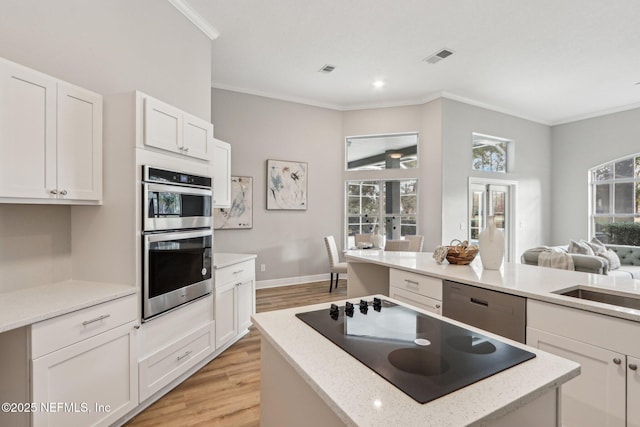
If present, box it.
[436,304,441,309]
[613,358,622,365]
[630,363,638,371]
[59,189,67,196]
[183,147,189,153]
[49,189,58,195]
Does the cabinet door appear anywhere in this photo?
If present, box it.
[629,356,640,427]
[215,283,237,349]
[182,112,213,160]
[237,279,255,332]
[144,96,183,154]
[56,82,102,201]
[212,138,231,207]
[31,322,138,427]
[0,60,56,199]
[527,327,626,427]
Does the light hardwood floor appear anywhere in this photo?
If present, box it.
[124,280,347,427]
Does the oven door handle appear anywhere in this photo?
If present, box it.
[144,182,212,196]
[144,228,213,243]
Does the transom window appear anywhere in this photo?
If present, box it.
[472,133,512,173]
[346,179,417,245]
[590,154,640,243]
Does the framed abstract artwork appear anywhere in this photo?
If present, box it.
[213,176,253,229]
[266,159,308,210]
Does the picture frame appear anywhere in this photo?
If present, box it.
[213,176,253,229]
[266,159,308,210]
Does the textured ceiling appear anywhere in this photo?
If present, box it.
[188,0,640,125]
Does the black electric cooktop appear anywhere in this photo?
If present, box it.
[295,298,535,404]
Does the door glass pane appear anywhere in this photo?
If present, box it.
[490,190,506,230]
[469,190,485,242]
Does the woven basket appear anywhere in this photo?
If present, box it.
[445,239,479,265]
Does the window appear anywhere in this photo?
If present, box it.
[347,179,418,245]
[472,133,512,173]
[346,133,418,171]
[590,154,640,243]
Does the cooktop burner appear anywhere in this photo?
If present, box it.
[296,298,535,404]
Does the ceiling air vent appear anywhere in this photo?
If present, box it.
[424,48,454,64]
[319,64,336,74]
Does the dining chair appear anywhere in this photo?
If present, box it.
[323,236,348,292]
[384,239,411,251]
[404,235,424,252]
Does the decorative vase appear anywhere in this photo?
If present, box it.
[370,228,385,249]
[478,216,504,269]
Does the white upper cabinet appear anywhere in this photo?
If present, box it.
[212,138,231,208]
[143,95,212,161]
[0,58,102,204]
[0,60,57,199]
[56,82,103,201]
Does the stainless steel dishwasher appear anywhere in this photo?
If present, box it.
[442,280,526,343]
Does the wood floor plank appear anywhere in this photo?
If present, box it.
[124,280,346,426]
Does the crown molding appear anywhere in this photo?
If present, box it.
[168,0,219,40]
[550,101,640,126]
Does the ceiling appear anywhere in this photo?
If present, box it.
[186,0,640,125]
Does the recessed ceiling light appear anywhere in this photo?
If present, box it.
[373,80,385,89]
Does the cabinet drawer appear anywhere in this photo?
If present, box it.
[139,322,214,401]
[215,260,254,287]
[390,286,442,315]
[389,269,442,300]
[31,294,137,358]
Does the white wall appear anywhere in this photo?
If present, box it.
[342,103,442,250]
[211,89,343,284]
[0,0,211,292]
[550,107,640,245]
[441,99,552,260]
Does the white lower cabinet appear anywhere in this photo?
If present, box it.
[388,268,442,315]
[214,259,255,349]
[137,294,214,403]
[30,295,138,427]
[527,299,640,427]
[527,327,626,426]
[138,322,214,402]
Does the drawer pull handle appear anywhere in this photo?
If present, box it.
[470,297,489,307]
[613,358,622,365]
[233,269,244,274]
[177,350,192,361]
[405,279,419,287]
[82,314,111,326]
[630,363,638,371]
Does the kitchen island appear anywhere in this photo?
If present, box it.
[252,296,579,427]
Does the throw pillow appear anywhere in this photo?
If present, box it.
[584,239,605,255]
[589,237,607,252]
[568,240,595,256]
[600,249,621,270]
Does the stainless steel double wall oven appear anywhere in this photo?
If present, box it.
[141,166,213,321]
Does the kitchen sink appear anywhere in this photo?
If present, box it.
[555,286,640,310]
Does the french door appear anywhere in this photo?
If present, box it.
[468,180,514,262]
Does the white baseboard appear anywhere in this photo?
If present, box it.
[256,273,347,290]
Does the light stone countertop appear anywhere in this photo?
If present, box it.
[213,252,257,269]
[346,250,640,322]
[252,296,580,427]
[0,280,136,333]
